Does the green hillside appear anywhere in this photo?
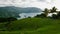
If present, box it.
[0,18,60,34]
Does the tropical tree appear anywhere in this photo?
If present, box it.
[50,7,57,13]
[43,8,49,17]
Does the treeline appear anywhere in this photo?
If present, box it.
[0,17,17,31]
[35,7,60,19]
[0,17,17,22]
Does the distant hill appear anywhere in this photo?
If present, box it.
[0,6,42,18]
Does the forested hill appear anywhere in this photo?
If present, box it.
[0,6,42,18]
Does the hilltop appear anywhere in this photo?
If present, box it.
[0,18,60,34]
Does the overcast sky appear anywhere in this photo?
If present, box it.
[0,0,60,10]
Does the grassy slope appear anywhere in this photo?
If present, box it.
[0,18,60,34]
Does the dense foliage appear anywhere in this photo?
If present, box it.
[35,7,60,19]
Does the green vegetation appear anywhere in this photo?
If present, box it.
[35,7,60,19]
[0,6,60,34]
[0,6,42,18]
[0,18,60,34]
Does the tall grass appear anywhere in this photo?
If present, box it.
[6,18,60,31]
[0,18,60,34]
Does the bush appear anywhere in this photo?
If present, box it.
[35,13,46,18]
[0,17,17,22]
[52,14,58,19]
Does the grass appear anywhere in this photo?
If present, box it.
[0,18,60,34]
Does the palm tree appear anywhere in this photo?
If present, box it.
[50,7,57,13]
[43,8,49,17]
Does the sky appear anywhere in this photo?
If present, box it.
[0,0,60,10]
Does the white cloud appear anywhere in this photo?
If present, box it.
[0,0,60,10]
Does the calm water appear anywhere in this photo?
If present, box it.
[17,13,41,19]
